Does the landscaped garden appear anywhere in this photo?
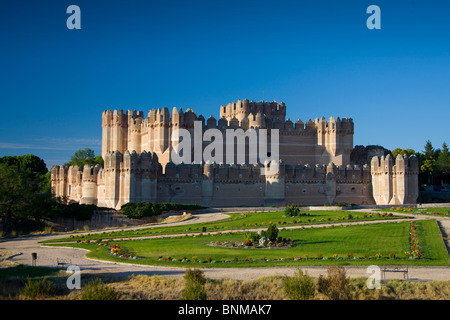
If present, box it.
[46,218,449,267]
[42,208,404,243]
[378,206,450,217]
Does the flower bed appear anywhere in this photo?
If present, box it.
[407,221,422,259]
[207,239,297,249]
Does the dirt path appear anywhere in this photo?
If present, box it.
[1,208,450,282]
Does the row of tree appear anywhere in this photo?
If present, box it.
[0,149,104,236]
[392,140,450,185]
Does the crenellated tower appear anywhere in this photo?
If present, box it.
[371,154,419,205]
[51,98,419,211]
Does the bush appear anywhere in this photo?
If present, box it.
[182,269,207,300]
[318,265,350,300]
[55,202,102,221]
[283,269,316,300]
[285,205,300,217]
[81,278,118,300]
[244,231,260,244]
[20,278,56,299]
[262,224,279,242]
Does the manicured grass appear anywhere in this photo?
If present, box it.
[0,265,61,281]
[42,210,403,243]
[378,206,450,217]
[49,220,449,267]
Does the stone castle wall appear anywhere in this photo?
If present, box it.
[101,99,354,169]
[51,99,419,210]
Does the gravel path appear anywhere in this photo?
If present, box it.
[1,208,450,282]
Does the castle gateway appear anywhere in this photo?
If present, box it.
[51,99,419,210]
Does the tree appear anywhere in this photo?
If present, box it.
[0,154,48,175]
[435,142,450,184]
[418,140,440,185]
[65,148,104,167]
[392,148,416,158]
[0,155,53,235]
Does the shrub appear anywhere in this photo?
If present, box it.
[81,278,118,300]
[182,269,207,300]
[20,278,56,299]
[244,231,260,244]
[283,269,316,300]
[285,205,300,217]
[56,202,100,221]
[318,265,350,300]
[262,224,279,242]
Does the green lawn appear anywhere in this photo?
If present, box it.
[378,206,450,217]
[42,210,403,243]
[49,220,449,267]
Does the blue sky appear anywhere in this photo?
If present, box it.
[0,0,449,168]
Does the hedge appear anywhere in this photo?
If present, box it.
[120,202,205,219]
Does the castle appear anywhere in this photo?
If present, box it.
[51,99,419,209]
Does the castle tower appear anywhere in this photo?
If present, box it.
[80,164,101,205]
[370,154,418,205]
[127,110,144,154]
[101,109,128,158]
[264,160,285,206]
[103,151,123,209]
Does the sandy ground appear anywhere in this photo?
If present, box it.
[1,208,450,282]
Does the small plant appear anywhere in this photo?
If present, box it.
[317,265,350,300]
[285,204,300,217]
[182,269,207,300]
[261,224,279,242]
[81,278,118,300]
[20,278,56,299]
[283,269,316,300]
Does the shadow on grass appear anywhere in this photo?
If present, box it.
[0,265,61,281]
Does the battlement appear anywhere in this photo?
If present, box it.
[102,104,352,135]
[284,162,371,182]
[370,154,419,174]
[219,99,286,122]
[314,116,354,134]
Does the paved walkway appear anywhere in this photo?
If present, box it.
[1,208,450,281]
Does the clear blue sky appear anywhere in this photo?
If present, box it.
[1,0,449,168]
